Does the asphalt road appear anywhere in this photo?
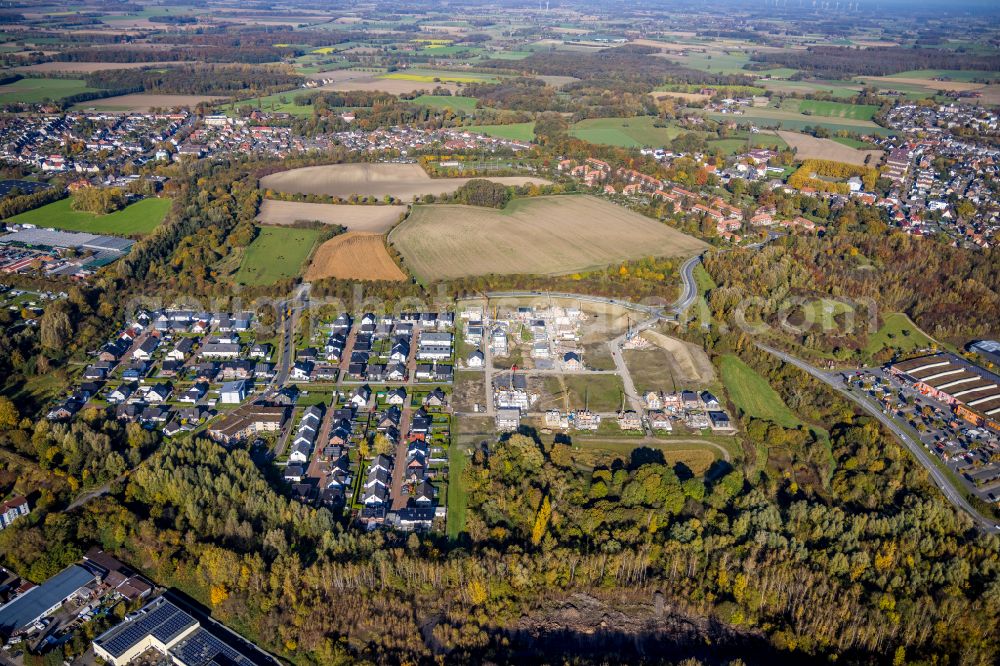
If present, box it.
[756,342,1000,534]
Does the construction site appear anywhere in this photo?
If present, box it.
[454,297,736,452]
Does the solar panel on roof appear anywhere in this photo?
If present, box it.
[94,599,197,657]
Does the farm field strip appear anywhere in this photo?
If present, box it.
[260,163,550,202]
[776,130,883,166]
[389,195,708,282]
[304,231,406,282]
[256,200,406,233]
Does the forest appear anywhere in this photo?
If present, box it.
[0,341,998,664]
[751,46,1000,78]
[82,65,302,97]
[702,232,1000,358]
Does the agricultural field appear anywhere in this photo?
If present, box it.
[5,197,172,236]
[313,74,460,95]
[233,226,322,285]
[304,232,406,282]
[776,130,883,166]
[704,108,894,136]
[463,122,535,141]
[222,90,314,116]
[15,61,185,74]
[0,77,100,104]
[719,354,802,429]
[390,195,708,282]
[667,50,754,76]
[781,98,878,120]
[761,79,862,98]
[858,75,984,94]
[259,163,549,202]
[832,137,880,150]
[891,69,1000,83]
[379,68,500,84]
[72,93,225,112]
[256,200,405,233]
[706,132,788,155]
[569,116,685,148]
[410,95,478,111]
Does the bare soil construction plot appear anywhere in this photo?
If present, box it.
[256,200,405,233]
[260,163,550,203]
[640,330,716,386]
[390,195,708,282]
[72,93,225,112]
[776,130,883,167]
[305,232,407,282]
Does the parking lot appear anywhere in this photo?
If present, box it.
[840,368,1000,503]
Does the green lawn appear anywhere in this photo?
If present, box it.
[464,122,535,141]
[6,197,172,235]
[410,94,478,111]
[720,354,802,428]
[446,442,468,540]
[569,116,685,148]
[782,98,878,120]
[233,227,322,286]
[0,77,101,104]
[543,374,625,412]
[862,312,935,359]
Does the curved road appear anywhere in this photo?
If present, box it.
[756,342,1000,534]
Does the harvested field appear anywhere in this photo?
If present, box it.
[15,61,186,74]
[650,91,711,103]
[312,75,459,95]
[260,163,550,202]
[256,200,405,233]
[72,93,225,112]
[776,130,883,167]
[862,76,985,93]
[962,84,1000,106]
[305,232,406,282]
[390,195,708,282]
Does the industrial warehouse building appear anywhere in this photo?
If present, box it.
[0,564,97,637]
[889,353,1000,431]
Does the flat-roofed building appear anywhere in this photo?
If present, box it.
[0,564,97,637]
[93,596,258,666]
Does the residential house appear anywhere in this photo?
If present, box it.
[131,337,159,362]
[219,380,249,404]
[496,407,521,431]
[0,496,29,530]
